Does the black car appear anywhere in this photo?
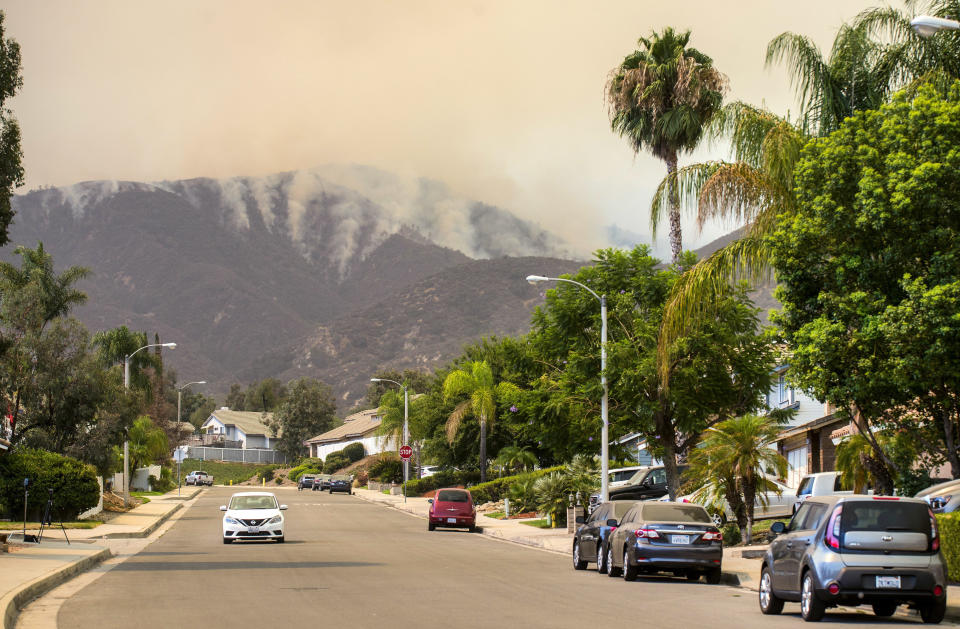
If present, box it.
[572,500,637,573]
[607,465,688,502]
[328,476,353,494]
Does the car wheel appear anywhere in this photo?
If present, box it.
[686,571,701,582]
[800,571,825,622]
[607,547,621,577]
[710,511,726,527]
[223,537,232,545]
[705,567,722,585]
[428,521,436,531]
[758,566,784,615]
[871,602,897,617]
[572,540,588,570]
[468,523,476,533]
[596,544,608,574]
[276,536,285,543]
[920,599,946,624]
[622,549,638,581]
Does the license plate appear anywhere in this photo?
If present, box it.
[447,518,457,524]
[876,576,901,589]
[670,535,691,545]
[247,526,259,533]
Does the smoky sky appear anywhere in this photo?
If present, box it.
[7,0,878,258]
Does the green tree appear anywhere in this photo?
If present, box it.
[266,378,337,460]
[770,83,960,481]
[685,414,787,543]
[496,445,538,474]
[442,360,520,483]
[0,11,23,246]
[243,378,286,412]
[188,398,216,429]
[126,416,169,473]
[606,27,726,263]
[224,383,246,410]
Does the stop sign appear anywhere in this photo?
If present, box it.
[399,445,413,460]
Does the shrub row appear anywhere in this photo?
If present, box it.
[937,513,960,581]
[0,449,100,521]
[402,469,482,496]
[459,466,564,504]
[289,458,323,482]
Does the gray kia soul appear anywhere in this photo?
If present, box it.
[759,495,947,623]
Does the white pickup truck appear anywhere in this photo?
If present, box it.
[185,470,214,486]
[793,471,858,513]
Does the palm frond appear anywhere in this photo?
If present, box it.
[650,162,722,237]
[766,32,831,134]
[445,399,472,443]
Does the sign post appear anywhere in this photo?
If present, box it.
[173,448,186,497]
[399,445,413,502]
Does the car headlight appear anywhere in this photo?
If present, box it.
[266,515,282,525]
[224,517,241,525]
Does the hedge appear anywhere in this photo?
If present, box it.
[937,513,960,581]
[450,466,565,503]
[289,459,324,482]
[0,449,100,521]
[402,470,481,496]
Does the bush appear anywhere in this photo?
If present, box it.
[289,459,323,482]
[464,466,564,504]
[402,469,482,496]
[149,467,176,493]
[258,465,280,483]
[937,513,960,581]
[343,443,365,463]
[368,454,402,483]
[0,449,100,521]
[323,452,351,474]
[721,522,742,546]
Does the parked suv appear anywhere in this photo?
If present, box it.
[759,495,946,623]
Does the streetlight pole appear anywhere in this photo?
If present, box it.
[370,378,408,503]
[123,342,176,506]
[911,15,960,36]
[527,275,610,504]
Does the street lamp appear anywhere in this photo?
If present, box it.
[123,342,177,505]
[371,377,408,503]
[911,15,960,37]
[526,274,610,504]
[177,380,206,429]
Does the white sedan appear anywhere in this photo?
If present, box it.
[220,492,287,544]
[660,479,796,526]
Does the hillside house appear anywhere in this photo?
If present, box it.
[304,408,395,460]
[200,409,279,450]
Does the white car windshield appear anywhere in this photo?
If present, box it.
[229,495,278,510]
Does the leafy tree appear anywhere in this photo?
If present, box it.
[365,369,432,408]
[442,360,521,483]
[188,397,217,429]
[0,11,23,246]
[224,383,246,410]
[126,416,169,473]
[265,378,337,460]
[606,27,726,263]
[244,378,286,412]
[496,445,538,474]
[529,247,775,499]
[685,414,787,543]
[770,84,960,480]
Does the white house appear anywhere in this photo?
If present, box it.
[201,408,278,449]
[304,408,396,460]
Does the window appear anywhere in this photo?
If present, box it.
[789,503,812,531]
[589,505,608,523]
[640,503,712,524]
[649,469,667,485]
[800,503,828,530]
[768,372,795,408]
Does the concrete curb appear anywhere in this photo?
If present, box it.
[101,503,183,539]
[164,487,202,500]
[1,546,111,629]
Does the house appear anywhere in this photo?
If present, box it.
[304,408,395,460]
[200,408,279,450]
[767,365,851,488]
[614,432,660,467]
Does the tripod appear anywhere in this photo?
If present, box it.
[37,488,70,545]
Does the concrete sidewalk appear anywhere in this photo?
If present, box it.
[0,485,203,628]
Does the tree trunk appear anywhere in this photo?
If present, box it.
[942,406,960,480]
[666,151,682,265]
[656,412,681,499]
[479,415,487,484]
[743,474,756,545]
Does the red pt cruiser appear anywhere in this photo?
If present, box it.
[428,488,476,532]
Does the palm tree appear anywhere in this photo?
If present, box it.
[606,27,727,264]
[495,445,538,474]
[127,415,169,474]
[376,386,429,475]
[442,360,520,483]
[686,414,787,544]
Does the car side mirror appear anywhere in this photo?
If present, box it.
[219,505,227,511]
[606,518,619,527]
[575,515,585,524]
[770,521,786,536]
[428,499,434,504]
[280,505,288,510]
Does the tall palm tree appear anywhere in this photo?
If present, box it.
[442,360,520,483]
[606,27,727,264]
[687,414,787,544]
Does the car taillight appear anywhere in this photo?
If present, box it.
[934,585,944,597]
[827,583,840,595]
[930,508,940,552]
[702,530,722,542]
[825,504,843,550]
[872,496,900,501]
[634,528,659,539]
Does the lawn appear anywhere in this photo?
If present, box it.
[0,520,102,530]
[176,459,276,486]
[519,518,554,529]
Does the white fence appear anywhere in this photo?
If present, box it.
[186,446,289,464]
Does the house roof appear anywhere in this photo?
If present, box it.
[204,409,276,437]
[305,408,381,445]
[776,413,842,441]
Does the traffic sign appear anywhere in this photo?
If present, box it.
[399,445,413,460]
[173,448,186,463]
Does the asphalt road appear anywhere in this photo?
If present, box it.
[56,487,950,628]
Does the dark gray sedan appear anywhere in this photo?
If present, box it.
[606,502,723,583]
